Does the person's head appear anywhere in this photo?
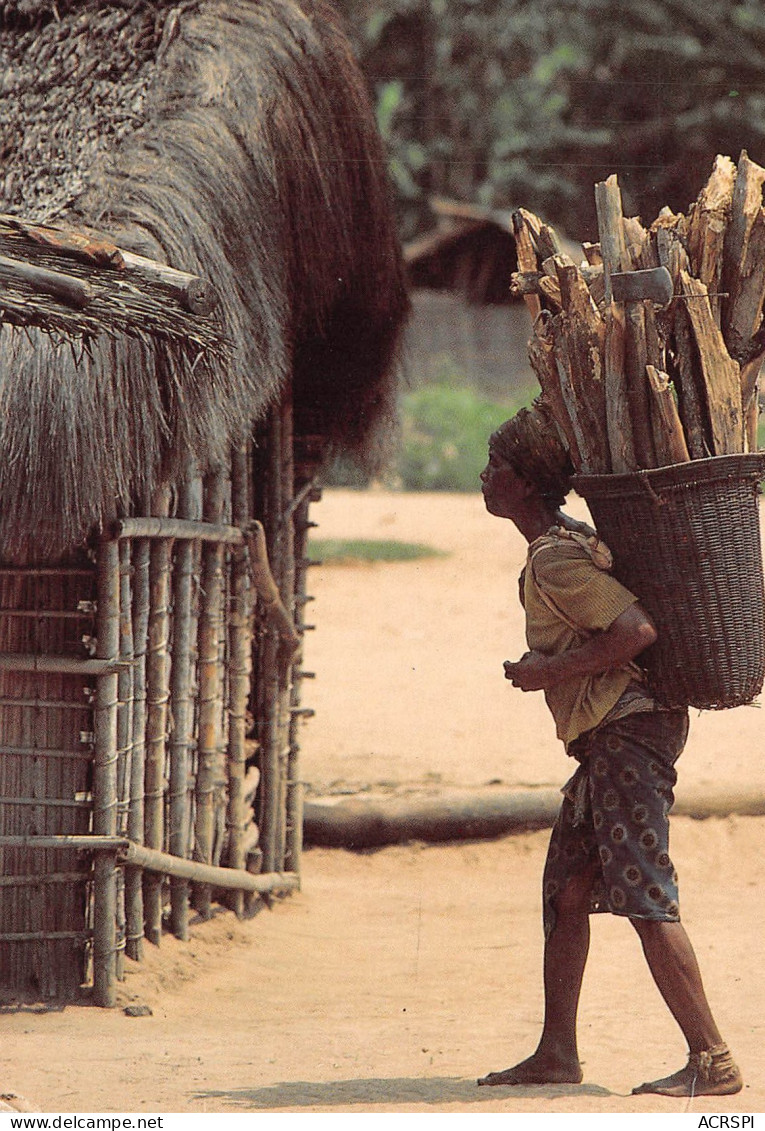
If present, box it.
[480,399,573,521]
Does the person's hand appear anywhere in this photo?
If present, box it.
[503,651,557,691]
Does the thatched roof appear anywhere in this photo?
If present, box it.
[0,0,409,560]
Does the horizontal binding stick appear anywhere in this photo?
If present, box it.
[112,516,244,544]
[119,841,299,895]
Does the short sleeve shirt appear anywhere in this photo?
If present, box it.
[522,530,640,745]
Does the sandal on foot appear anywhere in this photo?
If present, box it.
[632,1043,743,1097]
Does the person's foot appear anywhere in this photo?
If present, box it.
[632,1045,743,1097]
[477,1053,583,1087]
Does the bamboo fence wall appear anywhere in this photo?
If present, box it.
[0,394,319,1005]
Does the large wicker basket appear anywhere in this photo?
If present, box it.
[573,453,765,710]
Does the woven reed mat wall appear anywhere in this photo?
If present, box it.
[0,563,96,1000]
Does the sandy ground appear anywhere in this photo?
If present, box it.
[1,488,763,1117]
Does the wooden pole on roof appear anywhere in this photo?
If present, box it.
[92,536,120,1007]
[125,533,150,962]
[143,486,173,946]
[168,467,201,940]
[192,466,227,919]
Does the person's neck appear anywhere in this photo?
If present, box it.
[513,499,559,544]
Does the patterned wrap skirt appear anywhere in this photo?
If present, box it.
[542,706,690,937]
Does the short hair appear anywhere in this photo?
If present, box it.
[489,399,573,508]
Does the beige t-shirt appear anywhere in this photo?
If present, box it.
[522,529,640,745]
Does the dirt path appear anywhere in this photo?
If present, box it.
[1,489,763,1115]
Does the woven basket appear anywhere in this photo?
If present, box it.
[573,453,765,710]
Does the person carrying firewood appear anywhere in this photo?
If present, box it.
[476,400,742,1098]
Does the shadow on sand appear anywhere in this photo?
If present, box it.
[195,1075,614,1109]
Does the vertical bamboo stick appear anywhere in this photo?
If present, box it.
[92,537,120,1008]
[144,487,173,946]
[259,406,283,877]
[168,469,199,940]
[225,446,252,918]
[114,538,134,979]
[125,536,150,962]
[192,466,227,918]
[279,389,301,876]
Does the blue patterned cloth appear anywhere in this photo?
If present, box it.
[542,706,690,937]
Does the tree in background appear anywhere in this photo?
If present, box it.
[338,0,765,241]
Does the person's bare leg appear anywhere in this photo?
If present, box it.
[631,919,742,1096]
[477,866,596,1086]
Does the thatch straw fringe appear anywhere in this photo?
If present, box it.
[0,0,408,562]
[168,469,201,941]
[92,537,120,1008]
[143,488,173,946]
[125,536,150,962]
[192,466,227,918]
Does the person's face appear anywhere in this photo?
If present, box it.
[480,449,530,519]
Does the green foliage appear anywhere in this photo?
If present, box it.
[337,0,765,239]
[392,380,533,492]
[307,537,447,563]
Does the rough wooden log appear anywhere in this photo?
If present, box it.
[511,209,542,320]
[603,304,637,472]
[0,253,93,308]
[527,320,585,471]
[596,175,657,468]
[723,151,765,360]
[550,255,609,472]
[687,154,736,325]
[679,270,744,454]
[645,365,691,465]
[509,270,562,310]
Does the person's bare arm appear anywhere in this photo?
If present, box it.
[503,604,657,692]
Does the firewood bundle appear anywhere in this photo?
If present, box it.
[510,152,764,475]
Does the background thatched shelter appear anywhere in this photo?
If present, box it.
[0,0,408,1002]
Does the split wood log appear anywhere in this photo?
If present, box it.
[687,154,736,325]
[550,255,609,473]
[722,151,765,361]
[527,316,585,471]
[679,270,744,454]
[582,242,602,266]
[509,270,562,310]
[603,303,637,472]
[511,209,542,320]
[595,175,654,468]
[645,365,691,465]
[671,304,712,459]
[623,216,652,269]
